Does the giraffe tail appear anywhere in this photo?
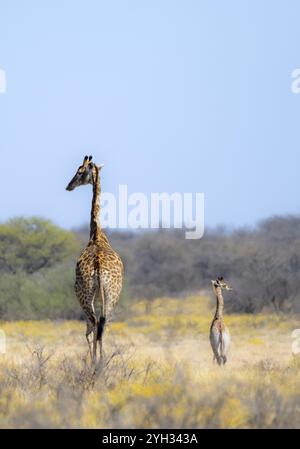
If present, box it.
[97,278,106,341]
[97,316,106,340]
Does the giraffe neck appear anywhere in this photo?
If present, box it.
[90,165,101,241]
[89,165,110,246]
[214,287,224,320]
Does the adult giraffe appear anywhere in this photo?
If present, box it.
[66,156,123,364]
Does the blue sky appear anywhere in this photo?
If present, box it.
[0,0,299,230]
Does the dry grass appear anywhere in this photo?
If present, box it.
[0,294,300,428]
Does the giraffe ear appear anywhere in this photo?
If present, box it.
[98,164,104,169]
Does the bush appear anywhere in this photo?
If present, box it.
[0,218,81,320]
[0,217,80,274]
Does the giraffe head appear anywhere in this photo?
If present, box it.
[66,155,104,191]
[211,276,233,292]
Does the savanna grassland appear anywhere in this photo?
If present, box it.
[1,294,300,429]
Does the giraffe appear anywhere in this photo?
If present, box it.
[66,155,123,364]
[209,276,232,365]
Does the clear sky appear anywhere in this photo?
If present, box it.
[0,0,299,230]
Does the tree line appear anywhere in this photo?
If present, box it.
[0,215,299,320]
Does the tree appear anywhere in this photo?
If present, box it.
[0,217,80,274]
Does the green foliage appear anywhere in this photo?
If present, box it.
[0,218,81,320]
[0,217,80,274]
[0,262,105,321]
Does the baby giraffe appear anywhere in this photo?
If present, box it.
[210,276,232,365]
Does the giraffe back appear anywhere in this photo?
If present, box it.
[75,235,123,321]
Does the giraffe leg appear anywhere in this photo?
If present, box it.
[92,325,98,365]
[86,321,93,362]
[210,328,222,366]
[98,334,103,365]
[220,329,230,365]
[78,294,97,366]
[86,335,92,361]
